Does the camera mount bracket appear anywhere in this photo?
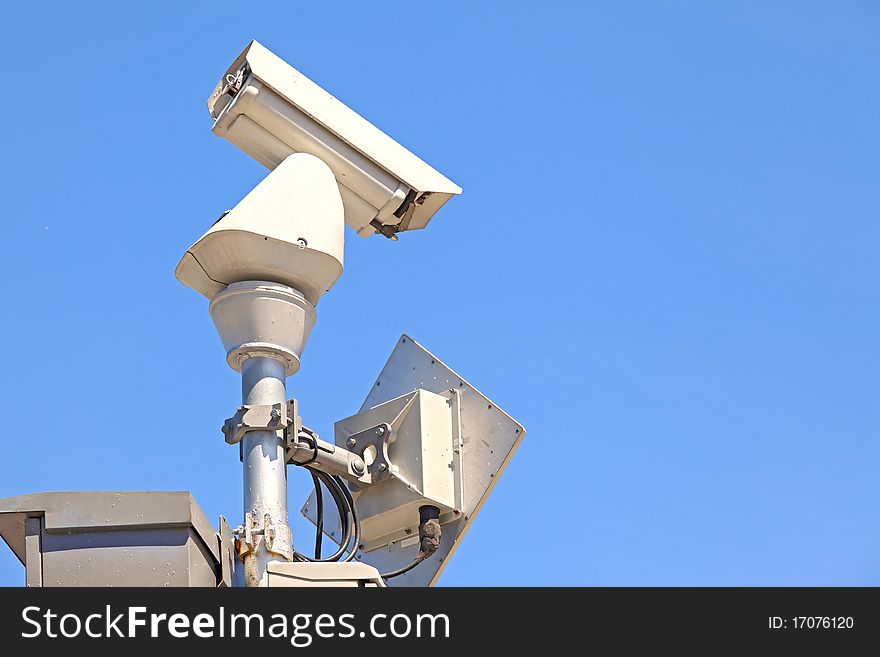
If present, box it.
[222,398,371,485]
[221,399,300,446]
[343,422,395,484]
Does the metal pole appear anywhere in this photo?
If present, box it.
[209,280,316,586]
[241,355,290,587]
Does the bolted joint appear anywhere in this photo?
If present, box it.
[237,512,292,561]
[222,401,295,445]
[341,422,394,483]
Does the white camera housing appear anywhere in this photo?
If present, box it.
[207,40,462,238]
[176,153,344,307]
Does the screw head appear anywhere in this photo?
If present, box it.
[378,463,387,472]
[347,437,357,448]
[270,409,282,420]
[351,458,365,475]
[376,426,386,436]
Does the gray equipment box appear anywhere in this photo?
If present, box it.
[267,562,385,587]
[0,492,222,587]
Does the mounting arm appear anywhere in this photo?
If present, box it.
[222,398,372,486]
[286,427,371,485]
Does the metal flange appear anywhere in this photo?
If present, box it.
[344,422,394,483]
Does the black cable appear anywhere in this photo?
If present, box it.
[287,428,352,563]
[334,474,361,562]
[295,433,320,466]
[287,430,361,564]
[290,469,351,562]
[317,470,354,561]
[308,470,351,562]
[310,471,323,559]
[379,554,427,580]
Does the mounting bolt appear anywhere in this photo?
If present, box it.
[270,408,282,421]
[351,458,365,475]
[347,437,357,448]
[376,426,386,436]
[378,463,387,472]
[221,423,232,435]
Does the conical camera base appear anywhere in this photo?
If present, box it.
[209,280,316,376]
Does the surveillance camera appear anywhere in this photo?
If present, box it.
[207,40,462,239]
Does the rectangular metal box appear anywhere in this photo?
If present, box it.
[267,562,384,587]
[334,389,459,549]
[0,492,222,587]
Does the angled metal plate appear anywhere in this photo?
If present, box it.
[218,515,236,588]
[302,334,525,586]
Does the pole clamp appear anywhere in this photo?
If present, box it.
[234,512,293,561]
[221,399,302,445]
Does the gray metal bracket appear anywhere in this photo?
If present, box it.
[222,399,301,445]
[344,422,394,483]
[221,397,369,484]
[217,515,236,588]
[234,511,291,561]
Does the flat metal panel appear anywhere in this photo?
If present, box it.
[303,334,525,586]
[0,492,220,564]
[39,528,217,587]
[188,530,223,587]
[41,529,186,587]
[267,562,384,588]
[218,516,236,588]
[24,518,41,587]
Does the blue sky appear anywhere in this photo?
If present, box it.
[1,2,879,585]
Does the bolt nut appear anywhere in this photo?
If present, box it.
[377,463,387,472]
[347,437,357,448]
[270,409,282,420]
[351,458,365,475]
[376,426,386,436]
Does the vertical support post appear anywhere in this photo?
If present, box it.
[241,355,291,587]
[24,517,42,588]
[209,279,318,587]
